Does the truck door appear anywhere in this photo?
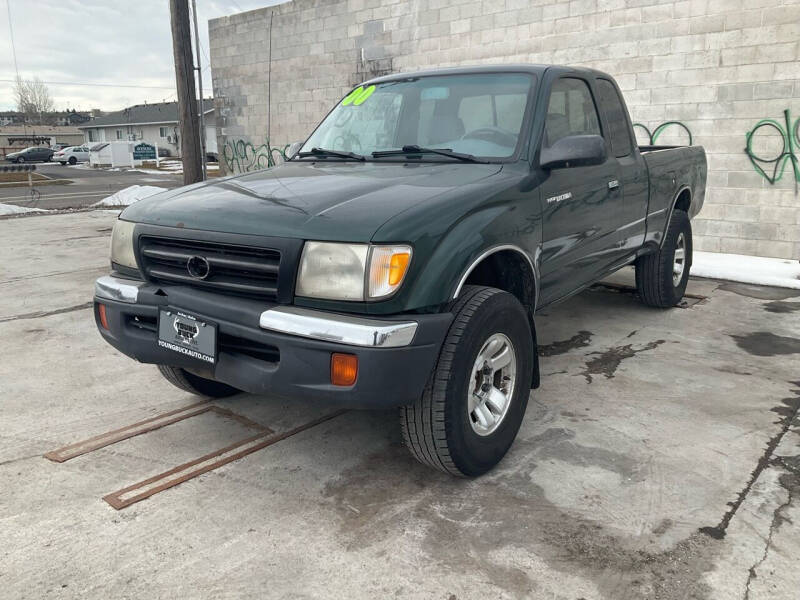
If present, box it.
[537,77,623,305]
[595,78,649,255]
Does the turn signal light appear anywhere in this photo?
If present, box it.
[331,353,358,386]
[97,303,109,330]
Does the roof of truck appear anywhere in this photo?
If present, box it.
[362,64,608,85]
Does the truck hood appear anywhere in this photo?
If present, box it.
[121,161,502,242]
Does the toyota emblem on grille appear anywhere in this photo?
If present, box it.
[186,255,211,280]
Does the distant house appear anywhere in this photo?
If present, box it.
[52,110,92,126]
[0,112,24,126]
[77,100,216,157]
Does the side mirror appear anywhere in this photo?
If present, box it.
[286,141,303,159]
[540,135,606,170]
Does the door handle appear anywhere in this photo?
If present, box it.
[607,180,620,190]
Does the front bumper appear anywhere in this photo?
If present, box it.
[94,276,451,408]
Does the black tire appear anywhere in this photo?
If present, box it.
[400,285,534,477]
[16,157,24,164]
[68,156,77,165]
[59,161,66,165]
[157,364,240,398]
[636,209,692,307]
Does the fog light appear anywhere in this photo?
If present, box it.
[331,353,358,386]
[98,304,109,330]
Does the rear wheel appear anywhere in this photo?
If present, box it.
[157,365,240,398]
[400,285,533,477]
[16,157,24,164]
[636,209,692,307]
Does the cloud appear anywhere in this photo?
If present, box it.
[0,0,283,112]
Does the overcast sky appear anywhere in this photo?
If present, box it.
[0,0,285,113]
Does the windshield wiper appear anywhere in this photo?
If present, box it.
[296,147,365,161]
[372,145,486,163]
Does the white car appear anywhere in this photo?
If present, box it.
[53,146,89,165]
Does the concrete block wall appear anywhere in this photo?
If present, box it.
[209,0,800,259]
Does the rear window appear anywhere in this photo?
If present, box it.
[595,79,632,157]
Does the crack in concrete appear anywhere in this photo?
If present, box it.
[0,453,42,467]
[743,484,794,600]
[0,265,105,285]
[701,381,800,540]
[0,301,93,323]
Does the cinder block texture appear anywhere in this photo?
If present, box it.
[209,0,800,259]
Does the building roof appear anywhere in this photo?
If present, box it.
[78,99,214,129]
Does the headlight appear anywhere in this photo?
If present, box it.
[296,242,412,301]
[110,219,137,270]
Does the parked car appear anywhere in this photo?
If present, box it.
[53,146,90,165]
[4,146,54,163]
[51,143,72,152]
[93,65,707,476]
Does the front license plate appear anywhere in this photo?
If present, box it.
[157,310,217,364]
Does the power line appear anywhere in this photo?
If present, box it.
[5,0,19,80]
[0,78,175,90]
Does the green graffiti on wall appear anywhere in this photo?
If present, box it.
[633,121,693,146]
[222,137,289,174]
[745,109,800,187]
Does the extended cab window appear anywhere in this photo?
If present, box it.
[544,78,601,147]
[596,78,632,157]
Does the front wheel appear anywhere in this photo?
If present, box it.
[636,210,692,307]
[68,156,77,165]
[157,365,240,398]
[16,157,24,164]
[400,285,533,477]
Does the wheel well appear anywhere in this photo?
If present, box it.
[462,250,536,313]
[462,249,540,389]
[674,188,691,212]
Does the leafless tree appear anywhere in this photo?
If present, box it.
[13,76,55,124]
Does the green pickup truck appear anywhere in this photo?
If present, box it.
[94,65,706,476]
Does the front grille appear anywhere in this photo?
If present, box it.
[138,236,282,300]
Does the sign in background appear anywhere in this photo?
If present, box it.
[133,143,156,160]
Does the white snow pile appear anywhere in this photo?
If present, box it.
[93,185,166,207]
[692,251,800,289]
[0,203,46,216]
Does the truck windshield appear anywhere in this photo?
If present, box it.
[299,73,535,161]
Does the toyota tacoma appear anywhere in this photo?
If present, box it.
[94,65,707,476]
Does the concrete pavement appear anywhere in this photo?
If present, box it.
[1,211,798,599]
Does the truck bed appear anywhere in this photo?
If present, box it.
[640,144,707,247]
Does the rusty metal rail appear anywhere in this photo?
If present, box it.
[44,401,346,510]
[103,410,345,510]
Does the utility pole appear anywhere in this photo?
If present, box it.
[169,0,202,185]
[191,0,207,180]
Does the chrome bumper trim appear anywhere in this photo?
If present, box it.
[259,306,418,348]
[95,275,143,304]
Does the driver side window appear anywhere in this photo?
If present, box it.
[544,78,601,147]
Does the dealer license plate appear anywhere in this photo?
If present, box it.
[157,309,217,364]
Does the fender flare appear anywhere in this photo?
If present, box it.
[451,243,541,389]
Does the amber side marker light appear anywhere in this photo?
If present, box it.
[331,353,358,386]
[97,304,109,330]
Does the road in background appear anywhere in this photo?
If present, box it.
[0,163,182,210]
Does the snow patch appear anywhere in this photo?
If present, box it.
[93,185,166,207]
[0,203,46,215]
[692,251,800,289]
